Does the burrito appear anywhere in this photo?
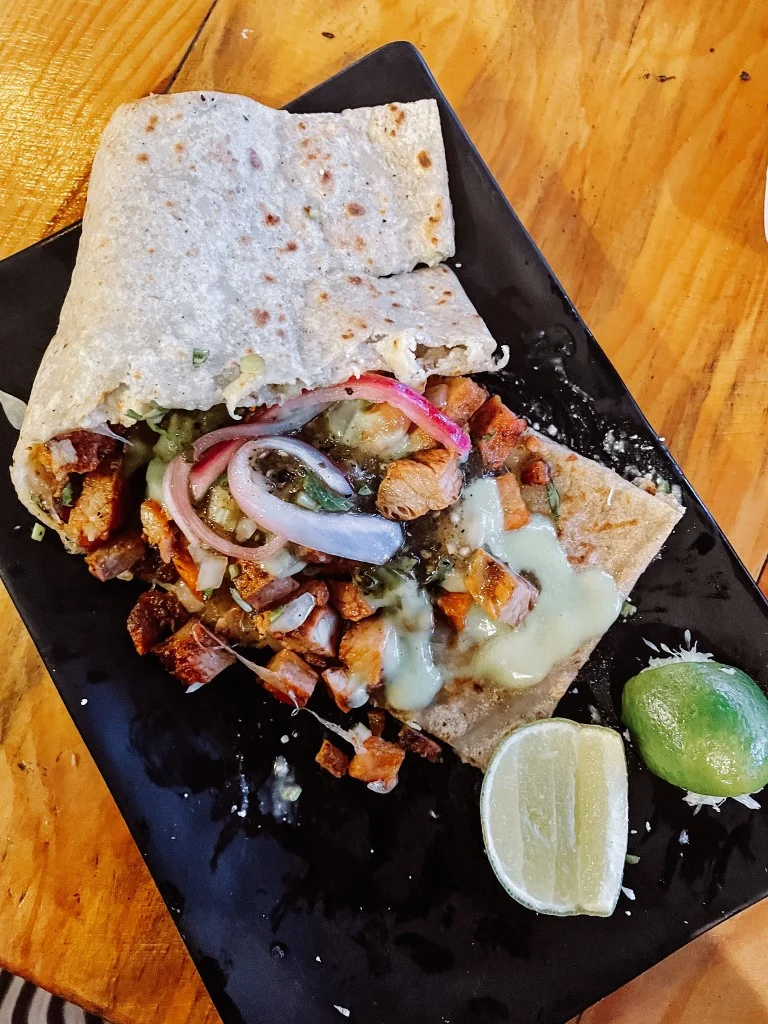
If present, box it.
[11,91,683,789]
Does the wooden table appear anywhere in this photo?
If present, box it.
[0,1,766,1022]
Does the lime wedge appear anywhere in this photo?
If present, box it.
[480,719,628,917]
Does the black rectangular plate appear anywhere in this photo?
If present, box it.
[1,41,767,1024]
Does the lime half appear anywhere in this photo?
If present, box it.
[480,719,628,917]
[622,661,768,797]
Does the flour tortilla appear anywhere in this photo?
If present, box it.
[12,91,505,530]
[392,434,684,769]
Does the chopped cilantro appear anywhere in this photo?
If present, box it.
[303,473,353,512]
[546,480,561,520]
[625,853,640,865]
[203,587,214,600]
[60,480,76,506]
[621,600,637,618]
[31,523,45,542]
[424,556,452,585]
[357,483,373,497]
[192,348,209,367]
[228,563,241,580]
[126,404,167,435]
[481,433,493,440]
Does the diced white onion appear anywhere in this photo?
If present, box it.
[234,517,258,542]
[196,554,228,592]
[268,593,316,634]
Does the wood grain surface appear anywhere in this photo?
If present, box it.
[0,1,767,1023]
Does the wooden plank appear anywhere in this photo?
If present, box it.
[176,0,768,577]
[0,587,219,1024]
[581,899,768,1023]
[0,1,767,1022]
[0,0,214,260]
[0,0,220,1020]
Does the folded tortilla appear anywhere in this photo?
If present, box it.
[390,434,684,769]
[12,91,503,532]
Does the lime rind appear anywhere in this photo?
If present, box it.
[622,660,768,798]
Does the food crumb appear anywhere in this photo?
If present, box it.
[429,809,440,819]
[322,30,335,38]
[621,886,636,901]
[334,1006,350,1017]
[679,829,689,845]
[630,829,637,835]
[740,70,751,81]
[645,821,651,832]
[546,424,558,437]
[280,734,289,744]
[316,955,322,962]
[80,698,88,706]
[625,910,632,916]
[240,27,252,39]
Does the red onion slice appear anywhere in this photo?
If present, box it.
[245,436,352,496]
[189,439,243,502]
[251,372,472,458]
[228,441,403,565]
[163,456,285,563]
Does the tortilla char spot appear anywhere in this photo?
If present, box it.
[277,328,285,338]
[356,320,368,330]
[353,236,366,251]
[137,152,149,164]
[185,248,199,257]
[166,200,174,208]
[346,202,365,217]
[566,454,578,462]
[278,313,286,323]
[388,103,406,125]
[298,121,307,130]
[285,240,298,252]
[174,142,186,156]
[265,212,280,227]
[248,148,262,170]
[430,236,439,245]
[366,257,373,266]
[146,115,159,133]
[319,292,329,302]
[321,169,333,189]
[347,275,362,285]
[300,138,310,149]
[263,273,276,283]
[436,298,447,305]
[392,301,401,308]
[389,129,397,138]
[443,290,453,296]
[417,150,432,168]
[147,247,156,254]
[189,164,196,172]
[341,330,354,340]
[303,205,312,216]
[384,317,394,324]
[252,309,270,327]
[172,112,183,121]
[239,235,252,245]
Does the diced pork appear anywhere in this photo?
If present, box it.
[153,618,235,685]
[315,738,350,779]
[262,649,318,707]
[41,430,118,477]
[398,725,442,762]
[233,562,299,611]
[171,541,202,596]
[127,590,190,655]
[496,473,530,531]
[521,457,552,486]
[293,547,360,573]
[367,708,387,737]
[278,605,342,665]
[140,499,176,563]
[321,666,369,713]
[348,736,406,792]
[295,579,330,607]
[469,396,527,471]
[424,375,488,426]
[376,448,462,521]
[339,615,394,689]
[133,547,180,585]
[327,579,375,621]
[434,591,474,632]
[85,529,146,581]
[66,457,126,549]
[465,548,538,627]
